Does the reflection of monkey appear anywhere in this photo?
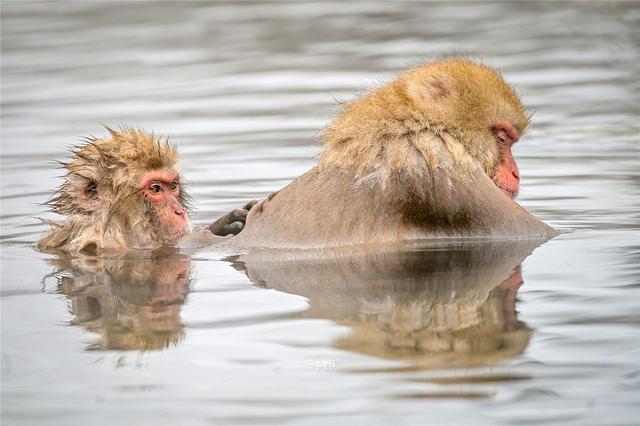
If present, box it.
[48,254,191,350]
[335,266,530,369]
[37,129,251,254]
[231,59,556,249]
[231,240,540,369]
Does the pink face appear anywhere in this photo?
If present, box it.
[492,119,521,199]
[139,168,190,241]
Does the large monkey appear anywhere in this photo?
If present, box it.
[230,59,556,249]
[37,129,250,254]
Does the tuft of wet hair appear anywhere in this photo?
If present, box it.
[46,128,179,216]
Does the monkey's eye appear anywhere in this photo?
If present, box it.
[169,180,179,191]
[495,129,509,144]
[148,183,162,193]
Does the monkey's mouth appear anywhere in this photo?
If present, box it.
[159,226,189,245]
[171,227,189,239]
[496,184,518,199]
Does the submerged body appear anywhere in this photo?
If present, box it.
[231,59,556,249]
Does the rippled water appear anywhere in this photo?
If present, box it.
[1,2,639,425]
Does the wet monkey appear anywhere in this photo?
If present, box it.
[230,58,556,249]
[37,129,250,254]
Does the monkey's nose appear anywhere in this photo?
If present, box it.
[512,169,520,181]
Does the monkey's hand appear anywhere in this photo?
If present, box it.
[207,200,258,236]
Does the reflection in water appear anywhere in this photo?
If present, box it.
[232,239,548,370]
[45,254,190,351]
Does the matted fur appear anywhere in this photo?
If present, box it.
[322,58,529,179]
[38,129,188,253]
[231,59,553,249]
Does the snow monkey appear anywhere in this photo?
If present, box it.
[37,129,251,254]
[230,58,556,249]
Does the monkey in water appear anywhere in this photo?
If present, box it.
[37,129,252,255]
[230,58,556,249]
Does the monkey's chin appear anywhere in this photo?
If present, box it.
[496,185,518,199]
[160,227,190,246]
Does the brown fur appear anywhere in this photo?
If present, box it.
[37,129,190,254]
[231,59,555,249]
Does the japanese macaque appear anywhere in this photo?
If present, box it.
[230,59,556,249]
[37,129,249,254]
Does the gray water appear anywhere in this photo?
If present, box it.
[1,2,639,425]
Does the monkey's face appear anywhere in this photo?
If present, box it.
[491,119,521,199]
[139,167,192,244]
[38,130,196,254]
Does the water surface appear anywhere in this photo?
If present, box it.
[1,2,639,425]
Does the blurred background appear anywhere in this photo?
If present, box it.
[1,2,639,426]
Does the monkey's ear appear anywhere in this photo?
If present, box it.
[67,175,101,213]
[83,180,98,201]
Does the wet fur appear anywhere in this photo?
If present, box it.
[38,129,189,253]
[231,59,554,249]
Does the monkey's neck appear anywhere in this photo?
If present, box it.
[320,86,458,178]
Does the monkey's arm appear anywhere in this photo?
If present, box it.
[208,200,258,236]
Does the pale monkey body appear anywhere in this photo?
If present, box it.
[231,59,556,249]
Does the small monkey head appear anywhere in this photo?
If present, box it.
[40,129,192,253]
[403,59,529,198]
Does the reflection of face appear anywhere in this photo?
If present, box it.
[501,265,523,289]
[498,265,524,331]
[51,255,191,351]
[144,262,190,332]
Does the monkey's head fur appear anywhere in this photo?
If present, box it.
[38,129,192,254]
[322,58,529,187]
